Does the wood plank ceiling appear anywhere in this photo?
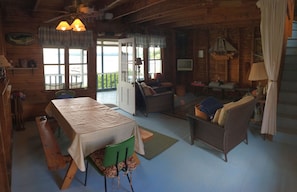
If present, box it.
[0,0,262,30]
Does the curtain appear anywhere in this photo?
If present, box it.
[148,34,166,48]
[38,26,94,48]
[127,33,166,48]
[256,0,287,135]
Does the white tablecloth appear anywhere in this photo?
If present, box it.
[45,97,144,171]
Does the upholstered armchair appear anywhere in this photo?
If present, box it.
[187,96,256,162]
[136,81,174,116]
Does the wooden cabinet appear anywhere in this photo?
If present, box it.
[0,80,12,192]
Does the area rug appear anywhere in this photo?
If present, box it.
[139,127,178,160]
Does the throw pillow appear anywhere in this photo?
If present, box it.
[217,102,234,126]
[199,96,223,119]
[195,105,209,120]
[142,86,152,96]
[217,95,254,126]
[212,108,222,123]
[141,82,156,96]
[147,86,156,95]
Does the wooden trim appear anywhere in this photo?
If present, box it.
[35,116,70,170]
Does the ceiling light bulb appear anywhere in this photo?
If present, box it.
[72,26,86,32]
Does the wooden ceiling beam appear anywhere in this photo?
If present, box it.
[132,9,208,25]
[111,0,168,19]
[156,11,260,29]
[124,2,212,23]
[120,0,258,27]
[128,2,259,28]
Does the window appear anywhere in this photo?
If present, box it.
[69,49,88,89]
[43,48,88,90]
[148,46,162,79]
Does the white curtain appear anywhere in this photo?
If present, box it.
[256,0,287,135]
[38,26,94,48]
[127,33,166,48]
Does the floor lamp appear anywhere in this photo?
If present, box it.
[135,58,142,81]
[248,62,268,99]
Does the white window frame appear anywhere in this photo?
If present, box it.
[43,47,88,90]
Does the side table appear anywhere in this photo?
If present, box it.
[249,98,266,129]
[191,82,207,96]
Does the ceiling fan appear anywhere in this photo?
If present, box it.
[43,0,113,24]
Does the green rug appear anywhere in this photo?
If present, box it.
[139,127,178,160]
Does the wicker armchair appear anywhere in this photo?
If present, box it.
[187,96,256,162]
[136,81,174,116]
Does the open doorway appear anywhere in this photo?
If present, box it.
[96,40,119,105]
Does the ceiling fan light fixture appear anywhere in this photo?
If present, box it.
[70,18,86,31]
[72,25,86,32]
[56,21,72,31]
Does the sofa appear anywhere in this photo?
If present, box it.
[187,95,256,162]
[136,81,174,116]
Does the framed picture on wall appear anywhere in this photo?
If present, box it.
[177,59,193,71]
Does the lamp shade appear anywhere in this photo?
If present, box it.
[248,62,268,81]
[71,18,86,31]
[72,25,86,32]
[56,21,72,31]
[0,55,11,67]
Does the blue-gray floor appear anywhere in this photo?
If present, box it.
[11,92,297,192]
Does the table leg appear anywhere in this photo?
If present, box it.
[60,159,78,190]
[188,119,195,145]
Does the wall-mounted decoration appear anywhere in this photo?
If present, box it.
[198,50,204,58]
[5,33,35,46]
[177,59,193,71]
[209,37,237,61]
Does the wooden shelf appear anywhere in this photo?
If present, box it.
[7,67,37,75]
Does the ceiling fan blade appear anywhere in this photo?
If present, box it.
[33,9,69,14]
[44,13,73,23]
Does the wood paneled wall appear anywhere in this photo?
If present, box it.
[181,26,260,92]
[3,11,98,120]
[0,12,4,54]
[1,9,260,120]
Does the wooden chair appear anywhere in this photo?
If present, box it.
[55,90,76,99]
[84,136,138,192]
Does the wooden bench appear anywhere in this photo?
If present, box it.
[35,116,71,170]
[139,127,154,142]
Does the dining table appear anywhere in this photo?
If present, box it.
[45,97,145,189]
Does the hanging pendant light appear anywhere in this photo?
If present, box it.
[70,18,86,32]
[72,25,86,32]
[56,21,72,31]
[56,18,87,32]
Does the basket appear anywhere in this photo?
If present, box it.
[195,105,209,120]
